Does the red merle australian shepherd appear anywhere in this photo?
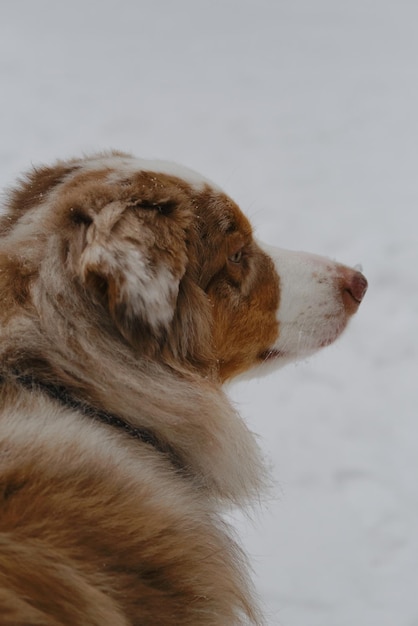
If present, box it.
[0,153,367,625]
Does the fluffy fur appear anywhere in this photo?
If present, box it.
[0,153,367,625]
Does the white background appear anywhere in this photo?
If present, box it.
[1,2,417,624]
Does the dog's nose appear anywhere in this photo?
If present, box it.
[340,268,368,313]
[346,270,368,303]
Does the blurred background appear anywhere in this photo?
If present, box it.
[1,1,417,624]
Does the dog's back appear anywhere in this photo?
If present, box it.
[0,388,257,625]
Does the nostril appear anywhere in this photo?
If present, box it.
[340,268,367,315]
[347,271,368,303]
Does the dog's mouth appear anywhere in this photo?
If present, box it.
[261,326,348,359]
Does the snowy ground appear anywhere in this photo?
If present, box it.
[1,1,417,624]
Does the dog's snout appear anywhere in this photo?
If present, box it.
[340,268,368,312]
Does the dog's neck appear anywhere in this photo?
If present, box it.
[0,346,264,503]
[5,372,183,468]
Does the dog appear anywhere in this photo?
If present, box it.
[0,152,367,625]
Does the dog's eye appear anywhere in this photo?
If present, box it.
[228,250,243,264]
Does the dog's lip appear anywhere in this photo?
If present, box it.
[258,348,286,362]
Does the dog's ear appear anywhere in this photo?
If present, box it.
[77,197,190,343]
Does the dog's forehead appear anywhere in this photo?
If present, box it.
[79,154,221,193]
[75,154,252,236]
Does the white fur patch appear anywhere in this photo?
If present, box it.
[81,239,178,330]
[118,249,178,329]
[78,154,220,192]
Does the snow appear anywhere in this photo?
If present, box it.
[1,1,417,624]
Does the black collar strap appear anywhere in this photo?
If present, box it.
[8,374,182,468]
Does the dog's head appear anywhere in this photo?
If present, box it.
[0,152,367,382]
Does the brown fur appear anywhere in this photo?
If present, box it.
[0,152,366,625]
